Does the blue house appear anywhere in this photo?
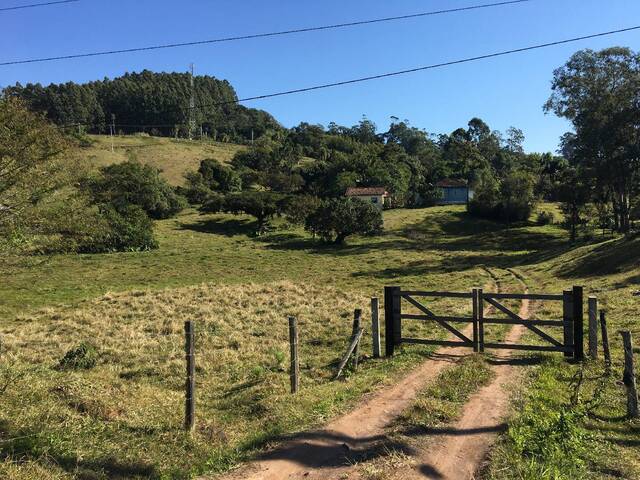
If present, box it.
[436,179,472,205]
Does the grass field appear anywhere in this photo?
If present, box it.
[73,135,247,185]
[1,204,639,479]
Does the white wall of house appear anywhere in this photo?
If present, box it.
[351,194,385,209]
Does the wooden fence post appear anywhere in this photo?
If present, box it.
[563,290,574,358]
[392,287,402,348]
[478,288,484,353]
[371,298,381,359]
[588,296,598,359]
[352,309,362,370]
[472,288,479,353]
[184,320,195,432]
[289,316,299,394]
[384,287,396,357]
[572,286,584,360]
[600,310,611,367]
[620,331,639,418]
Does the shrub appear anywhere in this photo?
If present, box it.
[468,169,536,223]
[78,204,158,253]
[201,191,283,235]
[58,343,98,370]
[84,161,186,220]
[305,197,383,244]
[278,195,321,225]
[199,159,242,192]
[537,210,555,225]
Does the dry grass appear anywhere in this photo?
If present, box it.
[0,281,461,479]
[71,135,246,185]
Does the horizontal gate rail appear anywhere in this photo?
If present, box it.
[482,293,564,301]
[482,318,565,327]
[400,291,473,298]
[402,338,474,348]
[482,343,573,353]
[401,314,475,323]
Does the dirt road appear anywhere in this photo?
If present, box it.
[214,271,531,480]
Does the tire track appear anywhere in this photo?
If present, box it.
[213,270,503,480]
[390,267,532,480]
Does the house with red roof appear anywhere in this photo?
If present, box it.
[345,186,388,210]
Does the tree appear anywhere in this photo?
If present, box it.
[556,167,591,242]
[78,204,158,253]
[0,97,70,229]
[545,47,640,233]
[200,191,282,235]
[278,195,321,225]
[305,197,383,244]
[198,158,242,193]
[85,161,186,219]
[5,70,282,142]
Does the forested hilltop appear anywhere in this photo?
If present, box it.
[3,70,281,143]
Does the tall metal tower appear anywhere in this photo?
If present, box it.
[188,63,196,140]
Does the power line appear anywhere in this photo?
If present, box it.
[0,0,78,12]
[0,0,530,66]
[54,25,640,131]
[228,25,640,105]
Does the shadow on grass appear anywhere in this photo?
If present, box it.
[179,217,255,237]
[0,420,156,479]
[243,421,506,473]
[557,236,640,279]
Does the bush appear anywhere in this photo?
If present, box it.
[78,204,158,253]
[198,159,242,193]
[84,161,186,220]
[305,197,383,244]
[278,195,321,225]
[537,211,555,225]
[58,343,98,370]
[201,191,283,235]
[468,169,536,223]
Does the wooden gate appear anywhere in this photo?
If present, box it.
[384,286,584,360]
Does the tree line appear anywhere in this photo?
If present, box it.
[3,70,281,143]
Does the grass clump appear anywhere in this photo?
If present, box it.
[57,343,98,370]
[400,355,493,428]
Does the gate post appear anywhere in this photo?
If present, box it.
[478,288,484,353]
[562,290,574,358]
[384,287,397,357]
[392,286,402,349]
[573,286,584,361]
[472,288,479,353]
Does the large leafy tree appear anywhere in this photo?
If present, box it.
[84,161,186,220]
[201,191,283,235]
[305,197,383,244]
[0,96,87,247]
[545,47,640,233]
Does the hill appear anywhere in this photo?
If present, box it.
[73,135,247,185]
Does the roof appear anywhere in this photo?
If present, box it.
[435,178,468,188]
[345,187,387,196]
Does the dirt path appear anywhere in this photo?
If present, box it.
[214,271,528,480]
[395,272,530,479]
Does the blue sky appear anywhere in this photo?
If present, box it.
[2,0,639,152]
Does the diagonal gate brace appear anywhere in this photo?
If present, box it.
[484,297,563,347]
[403,294,472,344]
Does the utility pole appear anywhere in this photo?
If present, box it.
[188,63,195,141]
[110,113,115,153]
